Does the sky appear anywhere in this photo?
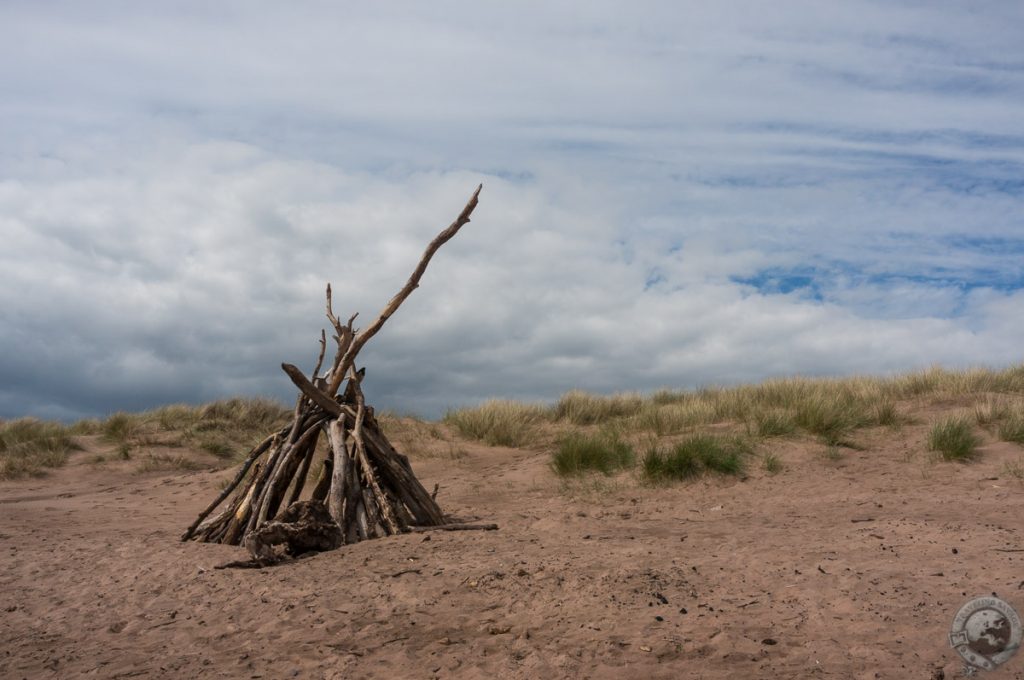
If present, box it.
[2,1,1023,421]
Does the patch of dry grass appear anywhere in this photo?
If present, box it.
[102,398,290,462]
[137,453,206,473]
[2,397,290,479]
[443,400,548,448]
[0,418,80,479]
[553,390,644,425]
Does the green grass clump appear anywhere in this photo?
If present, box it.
[642,443,701,482]
[0,418,80,479]
[643,434,751,483]
[928,416,980,461]
[552,431,634,476]
[444,400,547,447]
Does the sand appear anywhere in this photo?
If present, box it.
[3,413,1024,679]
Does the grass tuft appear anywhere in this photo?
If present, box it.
[551,431,634,476]
[873,400,899,427]
[137,453,204,473]
[998,415,1024,445]
[822,445,844,462]
[0,418,79,479]
[762,453,783,474]
[752,409,797,437]
[102,412,140,443]
[199,437,234,459]
[642,434,751,483]
[553,390,644,425]
[928,416,980,461]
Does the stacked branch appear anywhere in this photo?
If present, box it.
[182,185,482,549]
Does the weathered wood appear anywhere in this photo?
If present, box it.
[184,186,483,550]
[286,437,317,507]
[406,523,499,533]
[311,329,327,379]
[281,363,343,417]
[327,184,482,396]
[222,464,263,544]
[310,457,332,502]
[326,419,349,525]
[180,427,284,541]
[255,417,326,527]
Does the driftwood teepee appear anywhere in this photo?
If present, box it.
[182,185,483,552]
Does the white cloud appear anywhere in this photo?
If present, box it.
[1,1,1022,419]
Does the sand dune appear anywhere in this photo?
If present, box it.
[3,407,1024,679]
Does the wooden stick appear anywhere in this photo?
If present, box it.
[311,329,327,380]
[310,457,332,502]
[350,387,401,534]
[406,523,499,533]
[326,419,349,525]
[285,436,317,507]
[282,363,343,416]
[327,184,482,396]
[180,427,283,540]
[254,417,325,527]
[223,463,263,544]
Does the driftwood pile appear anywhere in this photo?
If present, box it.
[182,185,485,554]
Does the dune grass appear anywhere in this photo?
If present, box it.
[443,399,547,447]
[104,398,290,454]
[554,390,645,425]
[928,415,980,461]
[551,430,635,476]
[443,365,1024,475]
[0,419,81,479]
[998,416,1024,445]
[6,364,1023,481]
[137,453,205,473]
[642,434,752,483]
[0,397,289,480]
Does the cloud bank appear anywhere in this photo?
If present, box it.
[1,1,1023,419]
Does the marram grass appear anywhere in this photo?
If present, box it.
[551,430,635,476]
[928,415,980,461]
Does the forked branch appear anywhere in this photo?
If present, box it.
[326,183,483,395]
